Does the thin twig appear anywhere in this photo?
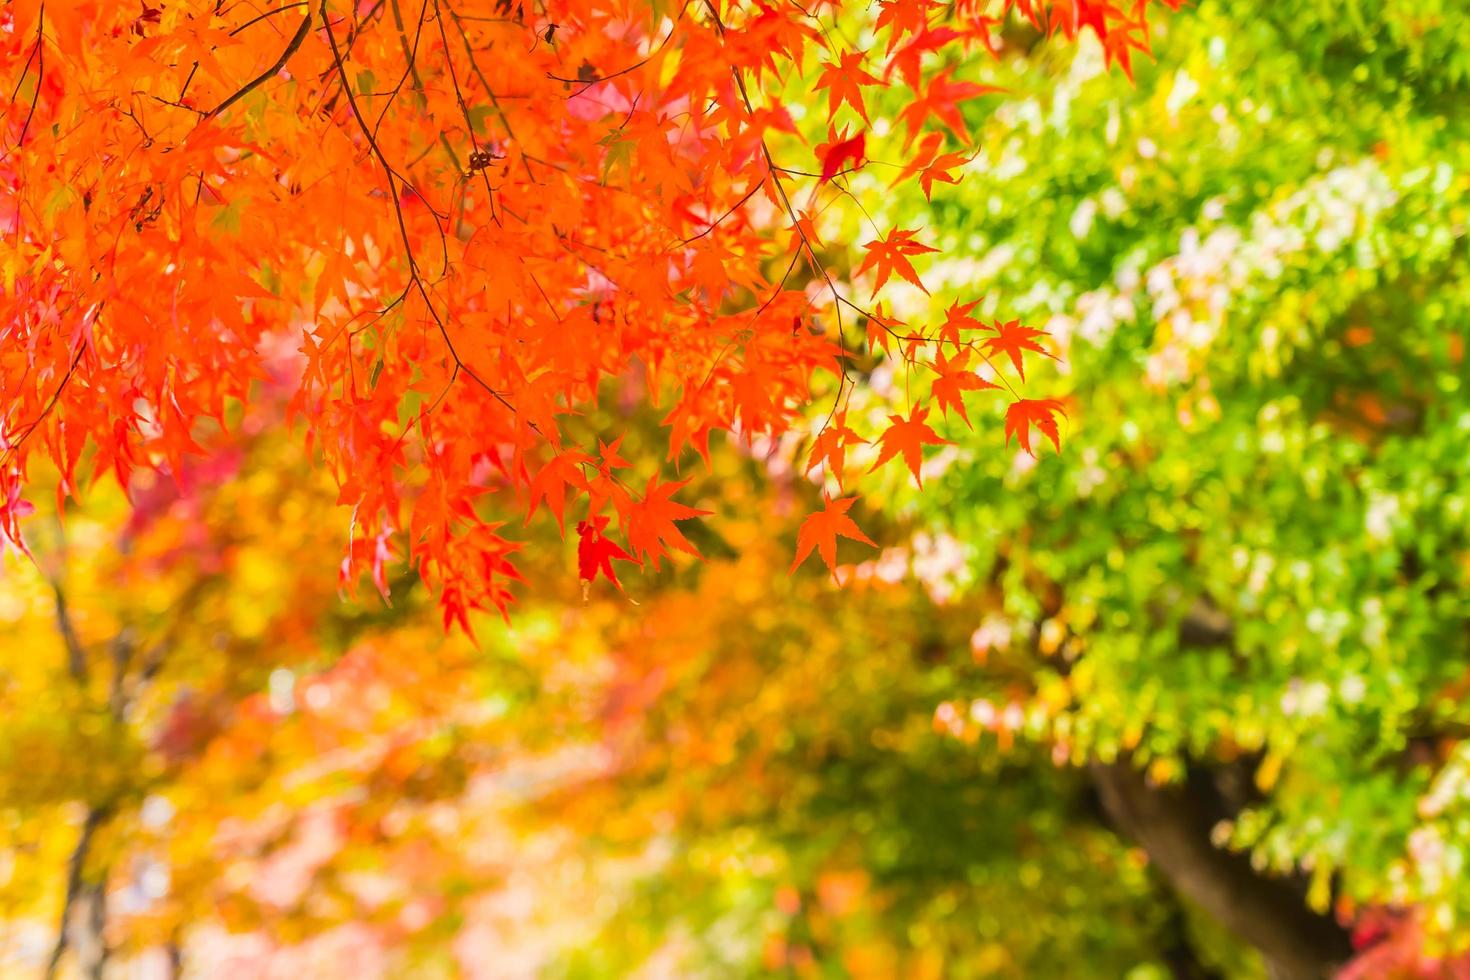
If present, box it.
[205,11,312,120]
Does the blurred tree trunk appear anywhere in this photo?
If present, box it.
[44,806,111,980]
[1090,759,1353,980]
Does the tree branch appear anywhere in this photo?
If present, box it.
[51,582,87,685]
[205,11,312,120]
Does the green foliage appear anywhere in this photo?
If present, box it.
[857,0,1470,943]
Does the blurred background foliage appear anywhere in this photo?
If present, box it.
[4,0,1470,976]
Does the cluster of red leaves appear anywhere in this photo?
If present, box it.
[0,0,1172,626]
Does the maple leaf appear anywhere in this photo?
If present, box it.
[893,132,970,200]
[935,298,987,350]
[982,319,1054,380]
[526,450,592,532]
[814,52,882,123]
[930,349,998,428]
[805,412,867,485]
[864,303,908,355]
[885,25,970,89]
[586,437,633,518]
[626,476,713,569]
[897,70,1003,146]
[869,406,949,487]
[793,207,826,249]
[818,131,866,183]
[1004,398,1068,456]
[577,515,638,595]
[790,495,876,579]
[857,229,939,296]
[0,0,1182,631]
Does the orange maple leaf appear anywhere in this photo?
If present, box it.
[930,349,998,428]
[814,52,882,122]
[1004,398,1068,456]
[893,132,970,200]
[626,476,713,569]
[864,303,908,354]
[983,318,1054,380]
[586,437,633,517]
[805,411,867,485]
[857,229,939,296]
[869,405,949,486]
[790,495,876,578]
[526,450,592,532]
[896,69,1003,146]
[935,298,986,350]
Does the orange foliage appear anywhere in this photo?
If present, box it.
[0,0,1176,617]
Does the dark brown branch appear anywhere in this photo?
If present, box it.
[228,1,310,36]
[7,4,44,156]
[0,343,85,469]
[205,11,312,120]
[320,0,530,428]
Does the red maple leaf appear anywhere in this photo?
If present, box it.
[864,303,908,355]
[934,298,986,350]
[790,494,876,579]
[857,228,939,296]
[869,405,949,486]
[873,0,942,50]
[577,515,638,594]
[983,318,1054,379]
[1004,398,1068,456]
[626,475,712,569]
[818,130,866,183]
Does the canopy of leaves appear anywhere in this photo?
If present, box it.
[846,0,1470,958]
[0,0,1152,624]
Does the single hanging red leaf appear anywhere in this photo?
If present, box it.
[577,515,638,597]
[819,130,867,183]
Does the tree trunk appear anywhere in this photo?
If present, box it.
[44,806,110,980]
[1090,759,1353,980]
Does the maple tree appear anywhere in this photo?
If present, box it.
[2,0,1178,626]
